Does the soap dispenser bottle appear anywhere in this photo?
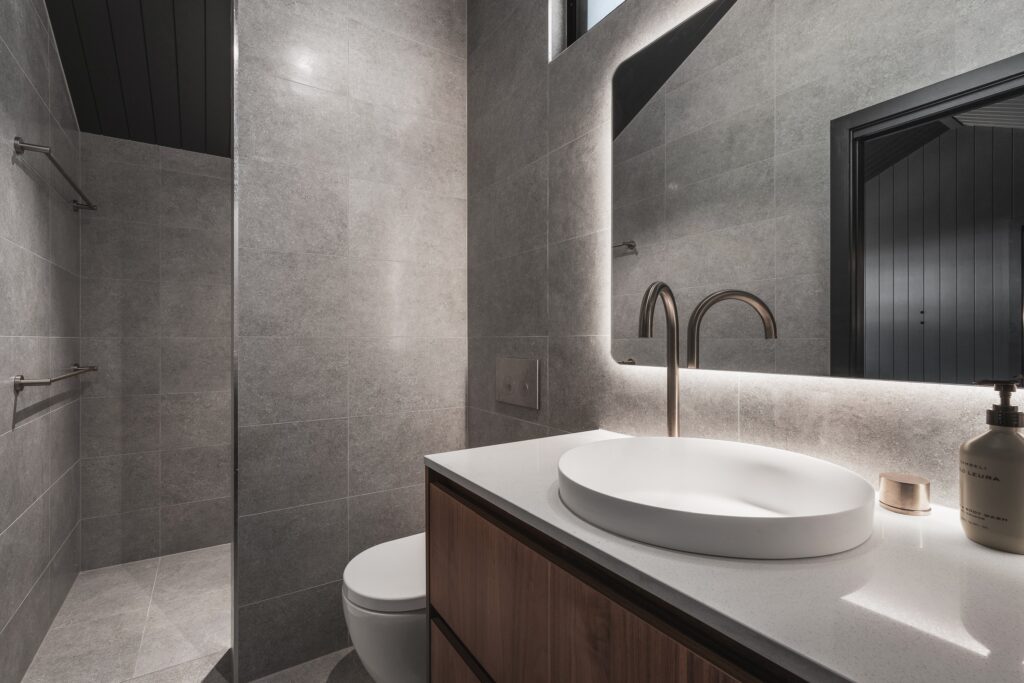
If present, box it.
[959,380,1024,554]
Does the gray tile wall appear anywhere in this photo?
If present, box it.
[467,0,1024,503]
[234,1,467,679]
[77,132,232,570]
[0,0,82,679]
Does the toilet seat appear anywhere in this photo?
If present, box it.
[343,532,426,613]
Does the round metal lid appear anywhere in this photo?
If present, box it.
[342,533,426,613]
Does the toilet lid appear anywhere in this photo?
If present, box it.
[343,532,426,613]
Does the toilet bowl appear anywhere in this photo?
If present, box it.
[342,533,427,683]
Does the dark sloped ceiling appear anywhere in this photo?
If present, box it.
[46,0,232,157]
[611,0,736,138]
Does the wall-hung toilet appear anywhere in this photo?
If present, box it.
[342,533,427,683]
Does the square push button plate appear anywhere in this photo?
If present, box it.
[495,357,540,410]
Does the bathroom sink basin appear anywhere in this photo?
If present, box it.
[558,437,875,559]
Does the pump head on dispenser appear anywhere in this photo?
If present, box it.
[976,377,1024,428]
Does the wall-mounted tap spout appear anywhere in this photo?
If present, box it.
[639,281,680,437]
[686,290,777,369]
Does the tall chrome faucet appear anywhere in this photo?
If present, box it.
[638,282,680,437]
[686,290,778,369]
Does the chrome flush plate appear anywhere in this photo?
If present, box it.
[495,357,540,410]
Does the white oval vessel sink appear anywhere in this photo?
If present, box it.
[558,437,875,559]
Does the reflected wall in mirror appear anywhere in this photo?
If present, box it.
[611,0,1024,386]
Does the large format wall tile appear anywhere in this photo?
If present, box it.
[467,155,548,266]
[236,0,350,95]
[160,497,232,554]
[0,239,51,337]
[81,453,159,518]
[349,178,467,267]
[348,337,467,415]
[236,71,352,169]
[236,500,348,605]
[349,20,466,125]
[468,247,548,337]
[350,0,466,59]
[80,508,160,570]
[0,6,83,679]
[161,444,232,506]
[0,498,49,630]
[238,159,348,255]
[80,338,160,397]
[80,218,160,281]
[549,128,610,245]
[467,407,549,448]
[348,259,466,338]
[160,392,231,451]
[237,419,349,515]
[81,396,161,459]
[160,337,231,394]
[349,100,467,199]
[0,418,48,533]
[348,485,425,558]
[47,464,79,552]
[349,408,465,495]
[548,230,610,337]
[0,564,52,683]
[236,581,348,682]
[159,280,231,337]
[235,4,468,676]
[238,249,350,338]
[79,136,233,568]
[237,336,349,426]
[81,278,160,338]
[158,171,231,232]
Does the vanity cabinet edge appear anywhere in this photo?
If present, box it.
[425,470,804,683]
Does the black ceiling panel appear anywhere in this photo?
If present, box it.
[140,0,182,149]
[175,0,206,153]
[205,0,231,157]
[107,0,156,143]
[74,0,129,138]
[46,0,232,157]
[46,0,100,132]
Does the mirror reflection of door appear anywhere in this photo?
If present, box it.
[859,94,1024,383]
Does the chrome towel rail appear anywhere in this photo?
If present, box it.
[13,364,98,394]
[13,137,98,212]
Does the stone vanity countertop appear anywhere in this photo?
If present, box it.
[425,430,1024,683]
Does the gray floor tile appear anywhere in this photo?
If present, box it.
[51,557,158,628]
[254,648,373,683]
[133,599,230,678]
[128,652,230,682]
[23,611,148,683]
[26,545,232,682]
[151,544,231,603]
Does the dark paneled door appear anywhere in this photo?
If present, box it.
[862,126,1024,383]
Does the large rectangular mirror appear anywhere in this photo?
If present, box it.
[611,0,1024,385]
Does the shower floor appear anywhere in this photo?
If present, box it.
[23,544,231,683]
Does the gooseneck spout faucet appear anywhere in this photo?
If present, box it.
[638,281,680,437]
[686,290,778,369]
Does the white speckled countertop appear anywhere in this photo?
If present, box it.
[425,430,1024,683]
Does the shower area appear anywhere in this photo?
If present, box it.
[1,0,233,680]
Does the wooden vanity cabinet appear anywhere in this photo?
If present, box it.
[430,622,479,683]
[427,476,793,683]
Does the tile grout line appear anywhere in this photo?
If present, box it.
[130,553,162,679]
